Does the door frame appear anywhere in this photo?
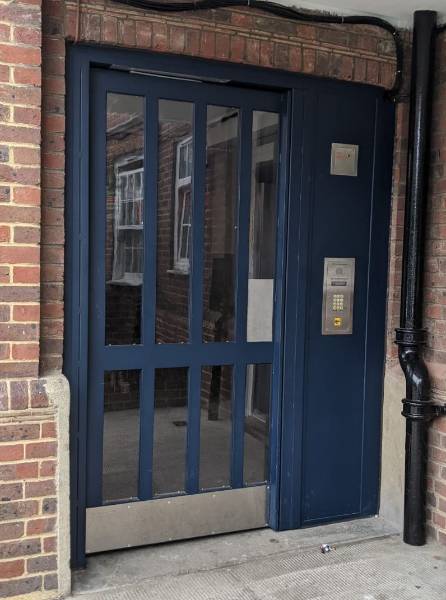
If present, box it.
[65,43,394,568]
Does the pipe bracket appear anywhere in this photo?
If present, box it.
[395,327,427,347]
[402,398,439,421]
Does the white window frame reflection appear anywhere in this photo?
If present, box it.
[174,137,193,274]
[111,154,144,286]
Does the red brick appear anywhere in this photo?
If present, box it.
[26,441,57,459]
[14,106,41,126]
[153,22,168,51]
[0,226,10,242]
[0,461,38,480]
[0,538,41,560]
[103,16,118,44]
[12,343,39,360]
[0,246,40,264]
[14,226,40,244]
[13,187,40,206]
[14,26,41,46]
[0,482,23,501]
[0,558,24,579]
[26,517,56,536]
[0,522,24,542]
[27,554,57,573]
[10,380,28,410]
[0,500,38,522]
[230,36,245,62]
[0,444,23,461]
[13,266,40,284]
[0,44,40,66]
[0,423,39,442]
[41,421,56,438]
[25,479,56,498]
[43,536,56,553]
[0,577,41,597]
[13,305,40,322]
[14,65,41,85]
[40,460,56,477]
[14,147,40,166]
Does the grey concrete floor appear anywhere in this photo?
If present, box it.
[70,517,446,599]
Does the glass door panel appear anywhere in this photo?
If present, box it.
[156,101,193,344]
[102,370,141,502]
[87,68,284,554]
[153,367,189,496]
[247,112,279,342]
[200,364,233,490]
[105,93,145,346]
[203,106,240,343]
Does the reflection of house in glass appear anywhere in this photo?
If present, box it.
[102,94,280,503]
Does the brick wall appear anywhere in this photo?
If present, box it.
[425,32,446,545]
[0,0,445,598]
[0,416,58,597]
[0,1,61,598]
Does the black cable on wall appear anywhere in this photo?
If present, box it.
[112,0,405,101]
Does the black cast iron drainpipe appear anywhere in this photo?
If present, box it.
[395,10,446,547]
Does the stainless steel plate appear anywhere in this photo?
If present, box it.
[86,485,268,554]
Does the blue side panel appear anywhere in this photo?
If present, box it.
[299,87,393,524]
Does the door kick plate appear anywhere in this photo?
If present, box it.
[86,485,268,554]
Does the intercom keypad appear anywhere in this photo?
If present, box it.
[322,258,355,335]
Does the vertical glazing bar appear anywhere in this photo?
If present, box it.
[186,102,206,493]
[139,96,158,500]
[190,102,206,342]
[138,368,154,499]
[235,109,253,343]
[231,363,246,488]
[232,109,253,488]
[186,367,200,493]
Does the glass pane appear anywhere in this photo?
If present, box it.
[200,365,233,490]
[244,363,272,485]
[203,106,239,342]
[156,101,193,343]
[247,112,279,342]
[153,367,188,496]
[102,370,140,503]
[105,94,144,345]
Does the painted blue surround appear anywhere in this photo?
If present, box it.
[65,44,394,568]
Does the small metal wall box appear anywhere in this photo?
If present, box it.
[330,143,359,177]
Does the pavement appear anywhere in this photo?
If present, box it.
[70,517,446,599]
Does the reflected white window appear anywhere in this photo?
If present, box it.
[174,137,193,273]
[112,156,144,286]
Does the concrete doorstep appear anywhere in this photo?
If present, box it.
[70,518,446,600]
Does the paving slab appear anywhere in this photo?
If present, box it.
[70,518,446,600]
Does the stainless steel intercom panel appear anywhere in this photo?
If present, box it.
[322,258,355,335]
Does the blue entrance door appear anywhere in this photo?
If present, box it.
[85,68,285,552]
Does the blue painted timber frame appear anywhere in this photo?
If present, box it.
[65,43,395,568]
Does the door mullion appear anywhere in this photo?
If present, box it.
[232,108,253,488]
[87,80,108,508]
[139,95,158,500]
[235,108,252,344]
[190,102,206,343]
